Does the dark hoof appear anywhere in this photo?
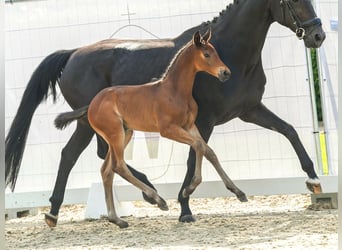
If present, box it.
[237,192,248,202]
[179,214,196,223]
[306,180,322,194]
[109,219,129,228]
[45,213,58,228]
[158,198,169,211]
[117,221,129,229]
[142,192,157,205]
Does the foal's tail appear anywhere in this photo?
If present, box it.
[54,106,89,130]
[6,49,77,192]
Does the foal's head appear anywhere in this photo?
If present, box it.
[192,29,231,82]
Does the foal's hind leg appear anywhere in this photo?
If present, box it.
[108,126,168,211]
[101,150,129,228]
[97,132,158,205]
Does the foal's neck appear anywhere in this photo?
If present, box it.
[162,44,197,97]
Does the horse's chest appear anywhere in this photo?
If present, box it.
[165,100,197,129]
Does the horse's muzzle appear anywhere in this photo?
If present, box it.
[218,68,231,82]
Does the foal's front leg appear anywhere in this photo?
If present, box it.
[160,124,205,197]
[187,126,247,202]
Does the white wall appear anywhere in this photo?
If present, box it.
[5,0,319,194]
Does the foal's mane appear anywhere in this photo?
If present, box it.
[160,41,192,80]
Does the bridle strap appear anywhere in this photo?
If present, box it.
[280,0,322,40]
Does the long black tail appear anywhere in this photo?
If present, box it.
[5,49,77,191]
[54,106,89,130]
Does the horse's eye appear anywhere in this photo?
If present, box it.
[292,0,298,2]
[204,52,210,58]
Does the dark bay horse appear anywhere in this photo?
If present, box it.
[54,30,247,228]
[6,0,325,226]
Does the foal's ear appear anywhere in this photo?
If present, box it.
[202,28,212,43]
[193,31,202,47]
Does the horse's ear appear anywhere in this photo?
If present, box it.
[193,31,202,47]
[202,28,212,43]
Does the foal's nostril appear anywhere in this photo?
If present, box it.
[315,34,321,41]
[223,70,230,76]
[219,69,230,82]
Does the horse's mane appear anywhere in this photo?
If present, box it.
[160,0,241,80]
[202,0,241,27]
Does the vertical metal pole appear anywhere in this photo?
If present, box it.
[305,48,323,175]
[338,0,342,248]
[315,48,332,175]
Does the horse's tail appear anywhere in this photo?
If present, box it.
[54,106,89,130]
[5,49,77,191]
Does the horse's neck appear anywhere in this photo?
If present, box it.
[162,46,196,96]
[212,0,272,62]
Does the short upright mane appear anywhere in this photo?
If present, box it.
[160,42,191,80]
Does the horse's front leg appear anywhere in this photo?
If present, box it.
[240,103,322,193]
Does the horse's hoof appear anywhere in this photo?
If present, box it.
[179,214,196,223]
[142,192,157,205]
[45,213,58,228]
[237,192,248,202]
[306,178,322,194]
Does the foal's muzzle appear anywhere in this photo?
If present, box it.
[218,68,231,82]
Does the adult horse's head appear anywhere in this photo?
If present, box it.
[193,29,231,82]
[270,0,325,48]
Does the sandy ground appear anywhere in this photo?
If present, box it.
[5,194,338,250]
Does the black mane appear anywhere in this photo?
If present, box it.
[202,0,241,26]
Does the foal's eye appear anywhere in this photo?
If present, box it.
[204,52,210,58]
[292,0,298,2]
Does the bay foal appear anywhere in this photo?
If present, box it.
[55,29,246,228]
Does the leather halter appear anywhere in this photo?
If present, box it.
[280,0,322,40]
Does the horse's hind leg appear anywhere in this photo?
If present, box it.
[239,103,321,193]
[46,122,94,227]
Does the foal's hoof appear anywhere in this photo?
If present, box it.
[142,192,157,205]
[306,178,322,194]
[109,219,129,229]
[45,213,58,228]
[158,198,169,211]
[179,214,196,223]
[236,192,248,202]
